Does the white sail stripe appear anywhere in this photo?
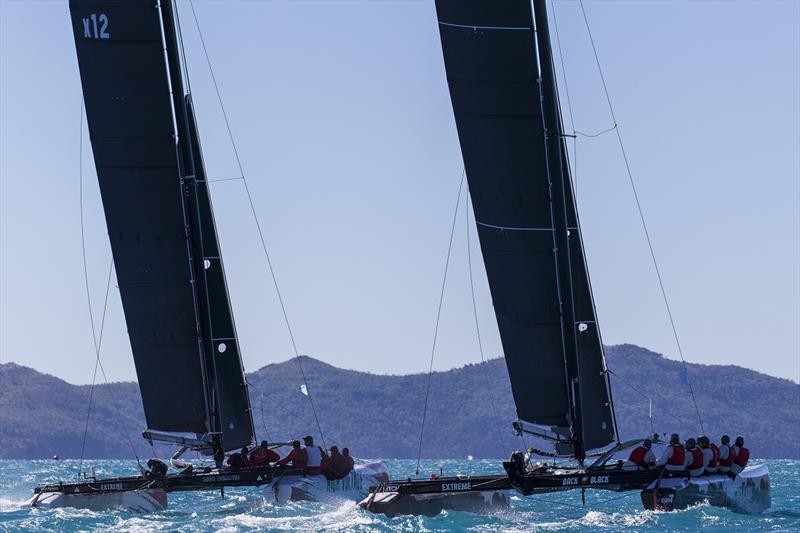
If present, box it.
[438,21,532,32]
[476,220,554,232]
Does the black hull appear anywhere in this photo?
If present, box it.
[508,467,685,496]
[360,474,512,517]
[33,465,303,498]
[361,467,696,517]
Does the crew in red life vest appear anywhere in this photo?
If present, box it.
[277,440,307,469]
[699,436,720,475]
[718,435,735,474]
[658,433,687,471]
[730,436,750,476]
[322,446,348,480]
[302,435,328,476]
[628,439,656,469]
[226,446,250,471]
[685,438,705,477]
[249,440,280,467]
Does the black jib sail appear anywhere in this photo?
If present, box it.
[434,0,616,459]
[69,0,254,452]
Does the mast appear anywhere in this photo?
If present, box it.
[160,0,255,454]
[531,0,586,462]
[160,0,223,456]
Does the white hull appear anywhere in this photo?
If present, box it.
[643,464,771,513]
[26,488,168,513]
[265,461,390,503]
[362,488,509,517]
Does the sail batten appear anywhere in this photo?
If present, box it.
[435,0,616,457]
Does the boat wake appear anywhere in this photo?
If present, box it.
[214,500,379,532]
[0,496,26,513]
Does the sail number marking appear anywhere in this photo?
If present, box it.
[82,13,110,40]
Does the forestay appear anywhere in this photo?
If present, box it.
[69,0,254,451]
[434,0,616,457]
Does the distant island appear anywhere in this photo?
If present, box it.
[0,344,797,460]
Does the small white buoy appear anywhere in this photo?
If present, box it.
[466,455,474,461]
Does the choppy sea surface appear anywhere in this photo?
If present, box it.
[0,459,798,532]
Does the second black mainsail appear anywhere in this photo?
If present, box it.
[69,0,254,452]
[435,0,616,459]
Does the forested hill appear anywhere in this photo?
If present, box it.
[0,344,797,460]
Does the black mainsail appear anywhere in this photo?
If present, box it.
[69,0,254,453]
[435,0,616,460]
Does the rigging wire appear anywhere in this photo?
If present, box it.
[77,260,114,477]
[243,380,272,442]
[574,125,617,138]
[415,171,465,475]
[550,0,579,196]
[578,0,704,435]
[187,0,326,448]
[465,196,509,458]
[607,369,699,435]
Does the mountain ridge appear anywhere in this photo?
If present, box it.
[0,344,797,460]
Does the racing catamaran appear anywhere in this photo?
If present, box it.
[361,0,770,516]
[27,0,388,512]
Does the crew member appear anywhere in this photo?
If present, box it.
[685,438,705,477]
[730,436,750,476]
[277,440,307,470]
[658,433,686,472]
[322,446,347,480]
[628,439,656,469]
[342,447,355,474]
[249,440,280,467]
[214,447,225,470]
[718,435,734,474]
[303,435,327,476]
[226,446,249,470]
[699,436,720,475]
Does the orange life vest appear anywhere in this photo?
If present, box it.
[734,447,750,467]
[667,444,685,466]
[719,444,734,467]
[249,446,279,466]
[688,447,704,470]
[628,446,651,467]
[707,443,720,467]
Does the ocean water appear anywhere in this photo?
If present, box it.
[0,459,797,532]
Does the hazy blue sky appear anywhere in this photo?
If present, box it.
[1,1,798,386]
